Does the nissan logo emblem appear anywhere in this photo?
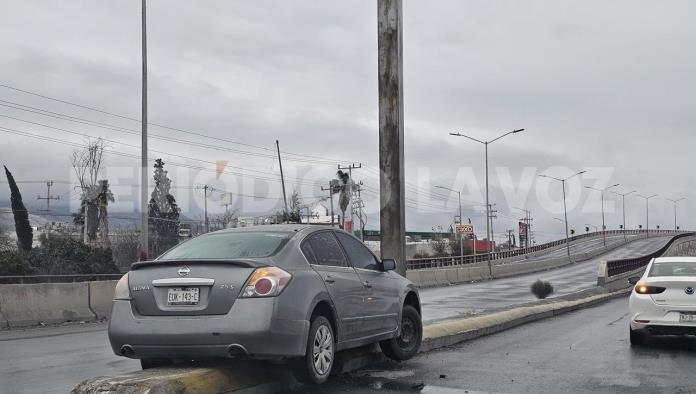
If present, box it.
[178,266,191,277]
[685,287,694,295]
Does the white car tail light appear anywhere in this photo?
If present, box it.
[114,273,131,300]
[240,267,292,298]
[635,283,666,294]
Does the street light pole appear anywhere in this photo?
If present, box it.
[636,194,658,238]
[584,183,619,247]
[140,0,149,259]
[666,197,686,231]
[612,190,636,241]
[434,185,463,258]
[539,170,586,262]
[450,128,524,275]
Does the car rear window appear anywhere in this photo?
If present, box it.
[157,231,291,260]
[648,261,696,277]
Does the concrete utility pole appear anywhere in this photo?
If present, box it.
[612,190,636,241]
[201,185,210,233]
[276,140,289,219]
[37,180,59,211]
[321,181,337,227]
[584,183,619,247]
[434,185,463,258]
[637,193,658,238]
[450,128,524,274]
[666,197,686,231]
[140,0,149,259]
[514,207,532,248]
[539,170,586,262]
[378,0,406,276]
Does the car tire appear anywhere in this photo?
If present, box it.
[381,305,422,361]
[140,358,174,370]
[629,327,645,346]
[294,315,335,385]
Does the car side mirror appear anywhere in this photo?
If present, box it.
[628,276,640,285]
[381,258,396,272]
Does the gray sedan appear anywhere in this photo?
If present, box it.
[108,224,422,384]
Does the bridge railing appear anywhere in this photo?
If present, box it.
[407,229,684,271]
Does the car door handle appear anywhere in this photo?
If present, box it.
[363,281,372,289]
[324,275,336,284]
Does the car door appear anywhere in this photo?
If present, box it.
[335,232,399,337]
[302,231,366,341]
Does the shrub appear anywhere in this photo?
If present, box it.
[28,233,120,275]
[0,250,33,275]
[531,279,554,299]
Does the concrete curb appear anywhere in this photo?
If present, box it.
[420,288,630,352]
[72,288,630,393]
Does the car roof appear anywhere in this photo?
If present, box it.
[212,224,334,234]
[653,257,696,263]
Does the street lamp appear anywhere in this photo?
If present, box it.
[538,170,586,261]
[434,185,463,258]
[666,197,686,231]
[584,183,620,247]
[611,189,637,242]
[636,194,658,238]
[450,128,524,274]
[585,223,599,232]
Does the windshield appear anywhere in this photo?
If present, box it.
[648,261,696,277]
[157,231,292,260]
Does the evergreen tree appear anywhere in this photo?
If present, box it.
[148,159,180,256]
[3,166,33,252]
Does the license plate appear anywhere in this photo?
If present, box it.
[679,313,696,322]
[167,287,199,305]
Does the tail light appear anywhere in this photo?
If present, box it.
[240,267,292,298]
[114,273,131,300]
[635,283,666,294]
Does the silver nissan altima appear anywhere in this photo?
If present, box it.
[108,224,422,384]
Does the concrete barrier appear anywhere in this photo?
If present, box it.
[0,283,96,328]
[88,280,118,319]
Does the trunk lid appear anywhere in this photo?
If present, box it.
[647,277,696,307]
[128,259,265,316]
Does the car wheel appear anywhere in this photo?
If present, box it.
[381,305,422,361]
[630,327,645,346]
[140,358,174,370]
[294,315,334,384]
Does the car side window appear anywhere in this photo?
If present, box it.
[300,241,318,265]
[336,232,379,270]
[305,232,348,267]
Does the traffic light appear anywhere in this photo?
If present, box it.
[585,226,590,232]
[657,225,660,230]
[570,229,575,235]
[619,225,623,229]
[639,225,643,229]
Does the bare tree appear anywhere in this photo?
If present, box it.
[71,138,107,243]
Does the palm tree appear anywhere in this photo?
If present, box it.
[336,170,350,228]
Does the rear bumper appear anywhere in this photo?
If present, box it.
[629,293,696,334]
[108,298,309,359]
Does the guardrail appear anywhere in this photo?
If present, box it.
[604,232,696,278]
[407,229,684,270]
[0,274,123,284]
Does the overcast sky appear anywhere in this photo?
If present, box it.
[1,0,695,243]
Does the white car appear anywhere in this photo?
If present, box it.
[628,257,696,345]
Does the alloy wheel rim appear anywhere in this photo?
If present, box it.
[398,318,416,347]
[312,325,333,375]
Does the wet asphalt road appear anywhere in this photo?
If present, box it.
[0,235,671,393]
[419,236,672,323]
[291,297,696,394]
